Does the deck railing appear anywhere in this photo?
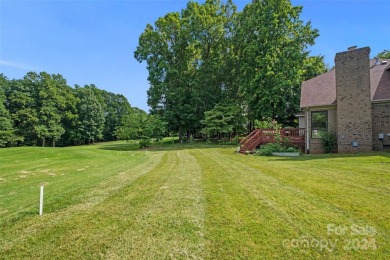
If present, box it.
[240,128,305,153]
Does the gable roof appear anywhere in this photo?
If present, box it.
[300,58,390,108]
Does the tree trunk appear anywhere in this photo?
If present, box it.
[52,139,55,147]
[42,138,45,147]
[179,126,183,142]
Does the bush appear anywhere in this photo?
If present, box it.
[139,139,151,148]
[286,146,297,153]
[255,143,283,156]
[321,131,337,153]
[255,142,300,156]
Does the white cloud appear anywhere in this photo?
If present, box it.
[0,59,34,70]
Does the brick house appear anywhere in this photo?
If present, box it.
[299,46,390,153]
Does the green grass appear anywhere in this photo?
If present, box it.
[0,141,389,259]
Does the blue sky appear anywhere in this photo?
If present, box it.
[0,0,389,112]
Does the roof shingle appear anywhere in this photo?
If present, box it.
[300,59,390,108]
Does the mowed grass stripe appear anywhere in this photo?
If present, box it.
[192,149,300,259]
[0,148,161,257]
[105,150,205,259]
[193,148,388,259]
[223,150,390,230]
[1,150,205,259]
[1,143,389,259]
[0,145,148,223]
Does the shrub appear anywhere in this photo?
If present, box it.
[321,131,337,153]
[255,143,284,156]
[255,142,300,156]
[139,139,151,148]
[286,146,298,153]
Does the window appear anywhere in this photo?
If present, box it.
[311,111,328,138]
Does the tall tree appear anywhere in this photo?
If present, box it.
[1,71,131,148]
[0,75,16,147]
[90,87,132,141]
[135,0,236,140]
[5,77,39,145]
[234,0,319,125]
[75,86,105,144]
[301,56,328,81]
[31,72,66,147]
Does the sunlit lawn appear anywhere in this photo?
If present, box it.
[0,141,389,259]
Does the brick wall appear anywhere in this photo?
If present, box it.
[335,47,373,153]
[372,102,390,150]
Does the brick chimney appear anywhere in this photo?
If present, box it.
[335,46,373,153]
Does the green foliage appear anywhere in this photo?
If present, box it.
[75,86,105,144]
[377,49,390,59]
[254,118,300,156]
[135,0,238,140]
[116,108,167,148]
[254,118,273,129]
[301,56,329,81]
[89,87,132,141]
[321,131,337,153]
[27,72,67,147]
[136,0,322,132]
[201,102,245,138]
[0,77,16,147]
[233,0,320,125]
[139,138,151,148]
[0,72,132,147]
[255,142,300,156]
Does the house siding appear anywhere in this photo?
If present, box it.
[335,47,373,153]
[372,102,390,150]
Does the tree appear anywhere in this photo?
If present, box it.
[116,108,166,148]
[75,86,105,144]
[0,75,17,147]
[30,72,66,147]
[1,71,131,148]
[234,0,319,125]
[135,0,236,140]
[5,77,39,145]
[377,49,390,59]
[201,101,245,139]
[91,88,132,141]
[301,56,328,81]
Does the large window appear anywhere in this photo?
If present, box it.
[311,111,328,138]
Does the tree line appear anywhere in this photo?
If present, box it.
[135,0,328,141]
[0,72,134,147]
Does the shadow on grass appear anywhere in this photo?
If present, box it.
[98,141,239,152]
[261,151,390,162]
[98,143,140,151]
[1,210,37,226]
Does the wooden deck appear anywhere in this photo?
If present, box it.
[239,128,305,153]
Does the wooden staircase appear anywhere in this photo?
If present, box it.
[239,129,263,153]
[239,128,305,154]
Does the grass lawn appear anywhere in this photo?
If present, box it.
[0,141,389,259]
